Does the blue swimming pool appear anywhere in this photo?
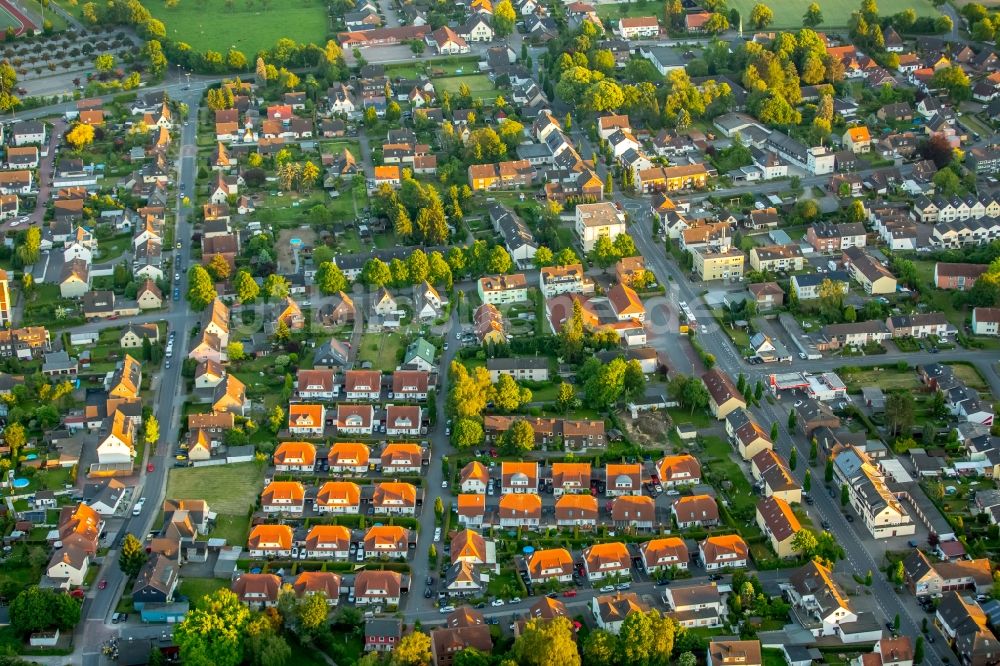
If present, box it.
[12,478,29,488]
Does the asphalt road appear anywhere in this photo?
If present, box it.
[77,93,201,666]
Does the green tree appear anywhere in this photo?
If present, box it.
[841,483,849,506]
[315,261,348,295]
[885,392,915,436]
[804,469,812,492]
[361,258,391,287]
[770,422,779,441]
[174,589,251,666]
[932,66,972,103]
[560,299,586,362]
[493,0,516,37]
[749,2,774,28]
[511,617,581,666]
[187,265,217,310]
[789,447,798,470]
[501,419,535,453]
[10,587,81,637]
[803,1,823,26]
[584,357,627,409]
[263,274,289,301]
[914,636,925,664]
[791,529,818,558]
[233,270,259,304]
[227,342,245,362]
[623,359,645,398]
[4,422,25,457]
[268,405,285,434]
[451,417,484,449]
[787,409,798,430]
[825,458,834,482]
[119,533,148,577]
[533,246,555,268]
[491,373,531,413]
[582,629,617,666]
[94,53,115,72]
[556,382,576,413]
[391,631,432,666]
[590,235,619,270]
[145,415,159,448]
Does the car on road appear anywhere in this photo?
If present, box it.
[426,576,434,586]
[434,528,442,542]
[708,574,723,581]
[491,599,505,607]
[98,579,107,590]
[165,360,171,369]
[176,241,182,249]
[174,273,180,281]
[798,352,807,359]
[443,342,449,350]
[112,613,123,623]
[147,463,154,473]
[821,520,830,529]
[616,583,631,590]
[456,332,462,340]
[598,585,615,593]
[424,588,432,598]
[665,489,679,496]
[441,480,448,489]
[173,288,180,301]
[439,605,455,614]
[844,514,854,523]
[8,220,18,227]
[562,589,577,597]
[510,597,521,604]
[794,400,803,407]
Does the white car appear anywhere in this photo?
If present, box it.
[8,220,18,227]
[491,599,505,607]
[509,597,521,604]
[433,528,442,542]
[794,400,803,407]
[441,480,448,489]
[599,585,615,593]
[439,605,455,614]
[291,546,299,559]
[665,489,679,496]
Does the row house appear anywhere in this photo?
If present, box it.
[887,312,949,339]
[467,160,535,191]
[305,525,351,561]
[806,221,867,254]
[328,442,370,474]
[315,481,362,514]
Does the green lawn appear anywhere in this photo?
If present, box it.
[728,0,940,27]
[838,366,920,393]
[433,75,497,102]
[142,0,327,56]
[178,577,228,603]
[209,514,252,546]
[358,332,404,372]
[595,0,661,19]
[165,462,264,515]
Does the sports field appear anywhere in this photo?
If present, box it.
[727,0,941,27]
[142,0,326,56]
[0,0,29,35]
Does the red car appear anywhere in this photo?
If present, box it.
[562,589,577,597]
[146,463,154,473]
[98,580,107,590]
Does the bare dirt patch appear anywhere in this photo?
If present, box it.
[617,409,674,449]
[276,227,316,274]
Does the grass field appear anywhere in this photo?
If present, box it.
[165,462,264,514]
[434,74,497,102]
[595,0,661,19]
[358,332,404,372]
[142,0,326,56]
[728,0,940,27]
